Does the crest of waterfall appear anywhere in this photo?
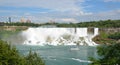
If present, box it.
[21,27,99,46]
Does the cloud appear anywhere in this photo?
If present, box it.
[59,18,78,23]
[0,9,120,23]
[0,10,15,13]
[95,10,120,17]
[0,0,84,12]
[77,9,120,22]
[24,10,120,22]
[0,0,91,17]
[104,0,120,2]
[0,0,120,23]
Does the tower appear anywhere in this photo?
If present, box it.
[8,17,11,23]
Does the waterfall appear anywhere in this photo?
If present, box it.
[21,27,98,46]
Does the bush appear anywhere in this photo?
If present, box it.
[0,40,45,65]
[25,50,45,65]
[89,43,120,65]
[108,33,120,40]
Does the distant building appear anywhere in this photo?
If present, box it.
[26,19,31,23]
[20,18,31,23]
[20,18,25,23]
[8,17,11,23]
[49,20,55,24]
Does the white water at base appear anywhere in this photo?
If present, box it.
[71,58,91,63]
[22,27,98,46]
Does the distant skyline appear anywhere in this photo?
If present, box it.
[0,0,120,23]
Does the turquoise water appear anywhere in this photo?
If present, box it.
[16,45,97,65]
[0,28,98,65]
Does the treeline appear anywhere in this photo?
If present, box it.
[0,40,45,65]
[56,19,120,28]
[0,22,40,27]
[0,22,57,27]
[0,19,120,28]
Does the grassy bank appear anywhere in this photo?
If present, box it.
[93,32,120,44]
[0,19,120,28]
[0,26,28,31]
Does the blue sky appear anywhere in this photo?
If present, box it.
[0,0,120,23]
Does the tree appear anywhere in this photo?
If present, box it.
[0,40,45,65]
[108,33,120,40]
[89,43,120,65]
[25,50,45,65]
[0,40,25,65]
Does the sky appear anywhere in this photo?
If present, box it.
[0,0,120,23]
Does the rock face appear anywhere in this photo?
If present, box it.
[99,28,120,34]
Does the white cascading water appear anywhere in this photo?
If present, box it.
[21,27,98,46]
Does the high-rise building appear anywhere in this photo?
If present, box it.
[26,19,31,23]
[49,20,55,24]
[20,18,25,23]
[8,17,11,23]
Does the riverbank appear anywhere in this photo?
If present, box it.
[93,28,120,44]
[0,26,28,31]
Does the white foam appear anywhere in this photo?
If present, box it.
[21,27,98,46]
[71,58,91,63]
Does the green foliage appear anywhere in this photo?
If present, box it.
[92,32,116,44]
[89,43,120,65]
[99,32,109,39]
[56,20,120,28]
[0,31,19,39]
[1,22,40,27]
[0,40,45,65]
[0,40,25,65]
[25,50,45,65]
[108,33,120,40]
[0,19,120,28]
